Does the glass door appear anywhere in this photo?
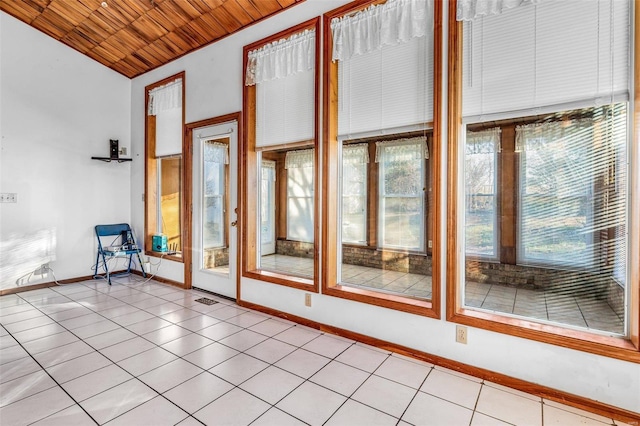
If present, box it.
[191,121,238,298]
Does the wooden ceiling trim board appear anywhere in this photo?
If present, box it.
[197,13,227,39]
[111,0,152,20]
[76,0,102,12]
[48,0,92,26]
[250,0,283,16]
[210,6,242,33]
[31,0,52,9]
[145,8,178,33]
[234,0,262,21]
[61,29,97,52]
[156,1,192,27]
[164,31,195,52]
[87,11,119,38]
[181,22,213,46]
[200,0,225,10]
[93,6,130,33]
[130,15,168,42]
[111,60,140,77]
[136,45,165,68]
[221,0,254,27]
[120,55,149,73]
[31,11,72,39]
[85,48,115,67]
[275,0,298,8]
[0,2,41,23]
[172,0,206,19]
[0,0,306,78]
[98,38,130,61]
[146,39,175,63]
[92,43,124,63]
[113,28,148,52]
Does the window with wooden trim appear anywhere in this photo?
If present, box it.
[145,73,185,260]
[323,0,442,317]
[448,0,639,360]
[243,19,320,289]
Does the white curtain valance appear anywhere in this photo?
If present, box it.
[466,128,501,154]
[204,141,229,164]
[246,29,315,86]
[375,136,428,163]
[285,148,315,169]
[343,143,370,165]
[515,119,593,152]
[148,79,182,115]
[261,160,276,170]
[262,161,276,182]
[331,0,432,62]
[456,0,542,21]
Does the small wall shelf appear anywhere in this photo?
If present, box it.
[91,156,132,163]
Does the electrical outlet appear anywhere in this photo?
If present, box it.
[456,325,468,344]
[428,240,433,248]
[304,293,312,307]
[0,193,17,203]
[119,147,127,156]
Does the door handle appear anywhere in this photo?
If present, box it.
[231,220,238,227]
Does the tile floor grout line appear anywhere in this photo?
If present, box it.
[17,281,211,425]
[2,323,101,425]
[3,279,620,426]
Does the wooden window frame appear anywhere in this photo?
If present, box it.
[322,0,442,319]
[446,1,640,362]
[242,18,321,292]
[144,71,186,263]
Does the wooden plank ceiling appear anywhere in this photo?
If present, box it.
[1,0,305,78]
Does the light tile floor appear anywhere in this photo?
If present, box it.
[0,278,629,426]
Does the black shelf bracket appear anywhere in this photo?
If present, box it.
[91,156,133,163]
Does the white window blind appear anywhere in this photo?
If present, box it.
[148,79,183,157]
[334,0,434,139]
[462,0,630,122]
[251,29,316,148]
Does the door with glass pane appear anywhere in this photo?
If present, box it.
[261,160,276,256]
[191,121,238,298]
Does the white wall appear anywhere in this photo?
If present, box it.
[129,0,638,414]
[0,13,132,290]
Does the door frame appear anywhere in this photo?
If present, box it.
[184,112,242,298]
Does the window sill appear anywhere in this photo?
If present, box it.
[146,251,183,263]
[244,269,316,292]
[324,282,437,318]
[448,307,640,363]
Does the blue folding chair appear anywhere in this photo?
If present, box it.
[94,224,146,285]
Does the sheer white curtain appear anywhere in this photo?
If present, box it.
[375,137,428,162]
[148,79,182,115]
[246,29,315,86]
[456,0,542,21]
[285,148,315,169]
[204,142,229,164]
[330,0,432,62]
[343,144,370,164]
[466,128,501,153]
